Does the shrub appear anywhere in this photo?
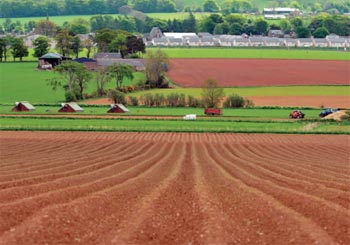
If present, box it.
[154,93,165,106]
[141,93,155,107]
[128,96,139,106]
[187,95,202,107]
[107,90,126,104]
[223,94,245,108]
[166,93,186,107]
[244,98,255,107]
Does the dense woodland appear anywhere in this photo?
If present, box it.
[0,0,350,18]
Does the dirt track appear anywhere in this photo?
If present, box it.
[0,131,349,244]
[168,59,350,87]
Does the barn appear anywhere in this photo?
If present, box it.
[12,101,35,112]
[108,104,130,113]
[39,53,72,68]
[58,103,84,113]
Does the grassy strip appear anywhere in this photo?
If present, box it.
[155,47,350,60]
[0,117,349,134]
[0,105,323,118]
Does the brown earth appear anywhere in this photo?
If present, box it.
[0,131,349,244]
[85,96,350,108]
[168,59,350,87]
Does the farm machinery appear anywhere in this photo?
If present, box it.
[289,110,305,119]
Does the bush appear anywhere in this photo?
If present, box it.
[166,93,186,107]
[154,93,165,106]
[128,96,139,106]
[244,98,255,107]
[187,95,202,108]
[141,93,155,107]
[223,94,245,108]
[65,91,76,102]
[107,90,126,104]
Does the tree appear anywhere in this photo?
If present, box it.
[203,0,220,12]
[55,29,73,56]
[0,38,6,62]
[145,49,169,88]
[229,23,243,35]
[126,35,146,57]
[182,12,197,32]
[201,79,224,108]
[95,28,116,52]
[295,26,311,38]
[290,17,303,29]
[68,18,90,34]
[72,36,82,58]
[51,61,84,93]
[33,36,49,58]
[312,27,329,38]
[35,19,57,36]
[254,19,268,35]
[108,35,127,56]
[82,38,93,58]
[75,65,92,99]
[0,35,11,62]
[108,63,134,90]
[95,66,111,96]
[11,37,28,62]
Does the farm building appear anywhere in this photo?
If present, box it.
[39,53,72,68]
[108,104,130,113]
[73,57,98,70]
[58,103,84,113]
[12,101,35,112]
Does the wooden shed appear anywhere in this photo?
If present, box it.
[58,103,84,113]
[12,101,35,112]
[107,104,130,113]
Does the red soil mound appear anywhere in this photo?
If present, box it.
[0,131,349,244]
[168,59,350,87]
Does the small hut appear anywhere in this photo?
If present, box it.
[39,53,72,68]
[12,101,35,112]
[58,103,84,113]
[107,104,130,113]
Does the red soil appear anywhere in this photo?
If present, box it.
[168,59,350,87]
[0,131,349,244]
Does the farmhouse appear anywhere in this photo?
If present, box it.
[58,103,84,113]
[233,37,250,47]
[94,52,146,71]
[268,30,284,38]
[107,104,130,113]
[250,37,266,47]
[12,101,35,112]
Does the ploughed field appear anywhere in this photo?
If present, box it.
[168,59,350,87]
[0,131,349,244]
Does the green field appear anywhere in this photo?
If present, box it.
[156,48,350,60]
[0,104,324,118]
[0,12,210,26]
[0,62,145,103]
[1,62,349,104]
[1,116,349,134]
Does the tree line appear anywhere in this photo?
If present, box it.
[2,11,349,38]
[1,0,350,18]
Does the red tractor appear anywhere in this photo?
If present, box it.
[289,110,305,119]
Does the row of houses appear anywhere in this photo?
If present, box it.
[146,35,350,48]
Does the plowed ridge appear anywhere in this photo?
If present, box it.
[0,131,349,244]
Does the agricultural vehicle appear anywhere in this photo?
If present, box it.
[204,108,222,116]
[319,108,338,118]
[289,110,305,119]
